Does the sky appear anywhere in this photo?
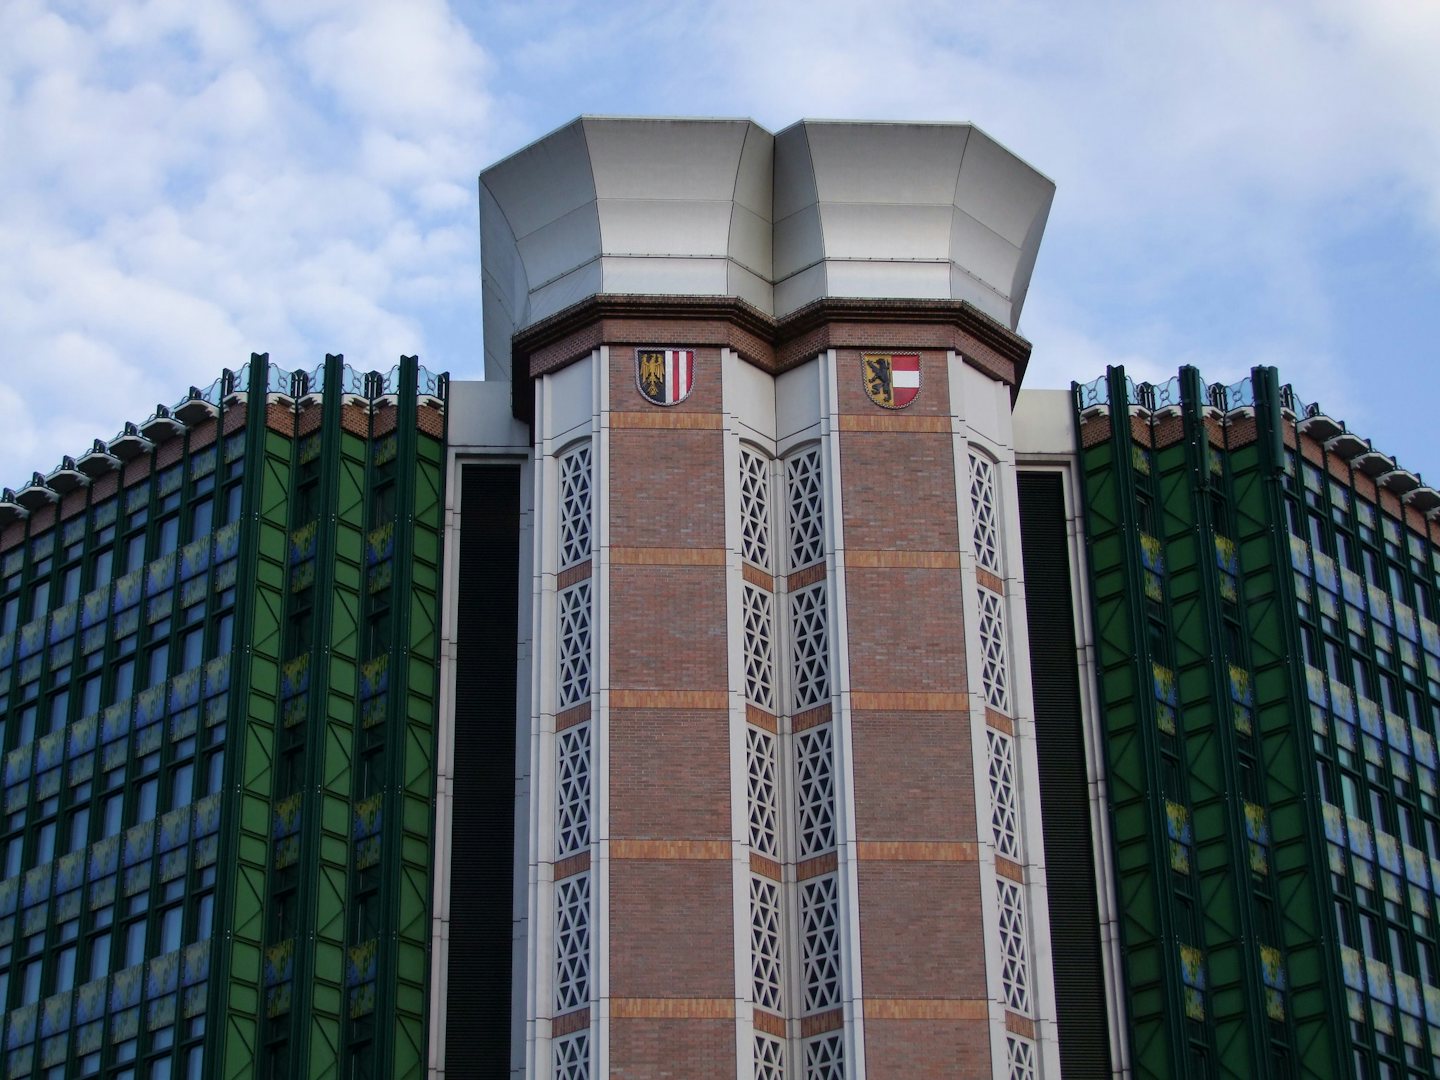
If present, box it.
[2,0,1439,491]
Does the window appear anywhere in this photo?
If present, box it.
[157,515,180,556]
[147,642,170,688]
[123,918,147,967]
[124,532,147,573]
[60,563,82,604]
[87,930,111,981]
[188,497,213,541]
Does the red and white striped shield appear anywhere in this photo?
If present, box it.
[862,353,921,409]
[635,348,695,406]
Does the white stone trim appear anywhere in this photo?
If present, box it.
[819,348,867,1078]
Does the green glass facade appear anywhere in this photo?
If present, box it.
[1075,365,1440,1078]
[0,355,446,1079]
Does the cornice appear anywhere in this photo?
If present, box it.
[509,293,1035,422]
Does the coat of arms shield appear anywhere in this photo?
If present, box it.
[862,353,921,410]
[636,348,695,406]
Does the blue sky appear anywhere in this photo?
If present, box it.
[2,0,1439,490]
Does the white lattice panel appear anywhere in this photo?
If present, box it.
[794,724,837,858]
[744,582,778,711]
[786,447,826,571]
[986,728,1021,861]
[997,877,1032,1014]
[755,1032,786,1080]
[556,723,591,857]
[741,445,773,571]
[799,874,843,1013]
[559,443,593,569]
[557,580,592,710]
[969,450,1000,574]
[750,874,785,1014]
[978,588,1010,714]
[746,726,780,858]
[789,584,831,712]
[802,1032,845,1080]
[554,873,591,1012]
[1006,1033,1037,1080]
[554,1030,590,1080]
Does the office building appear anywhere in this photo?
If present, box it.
[1053,366,1440,1079]
[3,114,1440,1080]
[0,356,447,1078]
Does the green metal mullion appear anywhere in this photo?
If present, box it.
[1239,367,1347,1078]
[1074,367,1186,1078]
[286,354,347,1079]
[381,355,421,1077]
[1169,367,1266,1077]
[211,354,288,1078]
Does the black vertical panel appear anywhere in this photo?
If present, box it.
[446,464,521,1071]
[1017,471,1113,1078]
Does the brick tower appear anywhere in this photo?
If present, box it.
[434,117,1059,1079]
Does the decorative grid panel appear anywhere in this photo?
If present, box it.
[794,724,837,858]
[802,1032,845,1080]
[790,584,831,712]
[554,873,591,1012]
[1006,1034,1037,1080]
[552,1031,593,1080]
[969,450,1001,573]
[786,447,826,571]
[755,1033,786,1080]
[750,875,786,1013]
[799,874,843,1013]
[997,877,1032,1014]
[558,443,593,569]
[746,726,781,858]
[977,588,1011,713]
[740,446,773,571]
[743,582,778,711]
[557,581,592,710]
[554,1030,590,1080]
[986,728,1021,861]
[555,723,591,857]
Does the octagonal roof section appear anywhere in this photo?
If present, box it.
[480,116,1053,380]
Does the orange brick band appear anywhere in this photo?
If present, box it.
[995,856,1024,883]
[1005,1012,1037,1039]
[787,563,827,590]
[750,853,782,880]
[838,414,952,434]
[799,1008,846,1037]
[556,560,592,589]
[742,561,775,591]
[797,852,839,880]
[610,689,728,710]
[857,841,978,862]
[864,998,989,1020]
[984,708,1014,735]
[850,691,968,712]
[552,1008,590,1036]
[753,1009,786,1038]
[610,546,726,566]
[792,703,833,732]
[554,852,590,880]
[609,997,736,1019]
[610,839,730,860]
[976,567,1005,594]
[610,411,723,430]
[556,702,591,731]
[746,704,778,733]
[847,549,961,570]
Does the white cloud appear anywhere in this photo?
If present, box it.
[3,0,1439,488]
[0,0,499,484]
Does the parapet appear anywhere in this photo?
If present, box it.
[480,117,1054,380]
